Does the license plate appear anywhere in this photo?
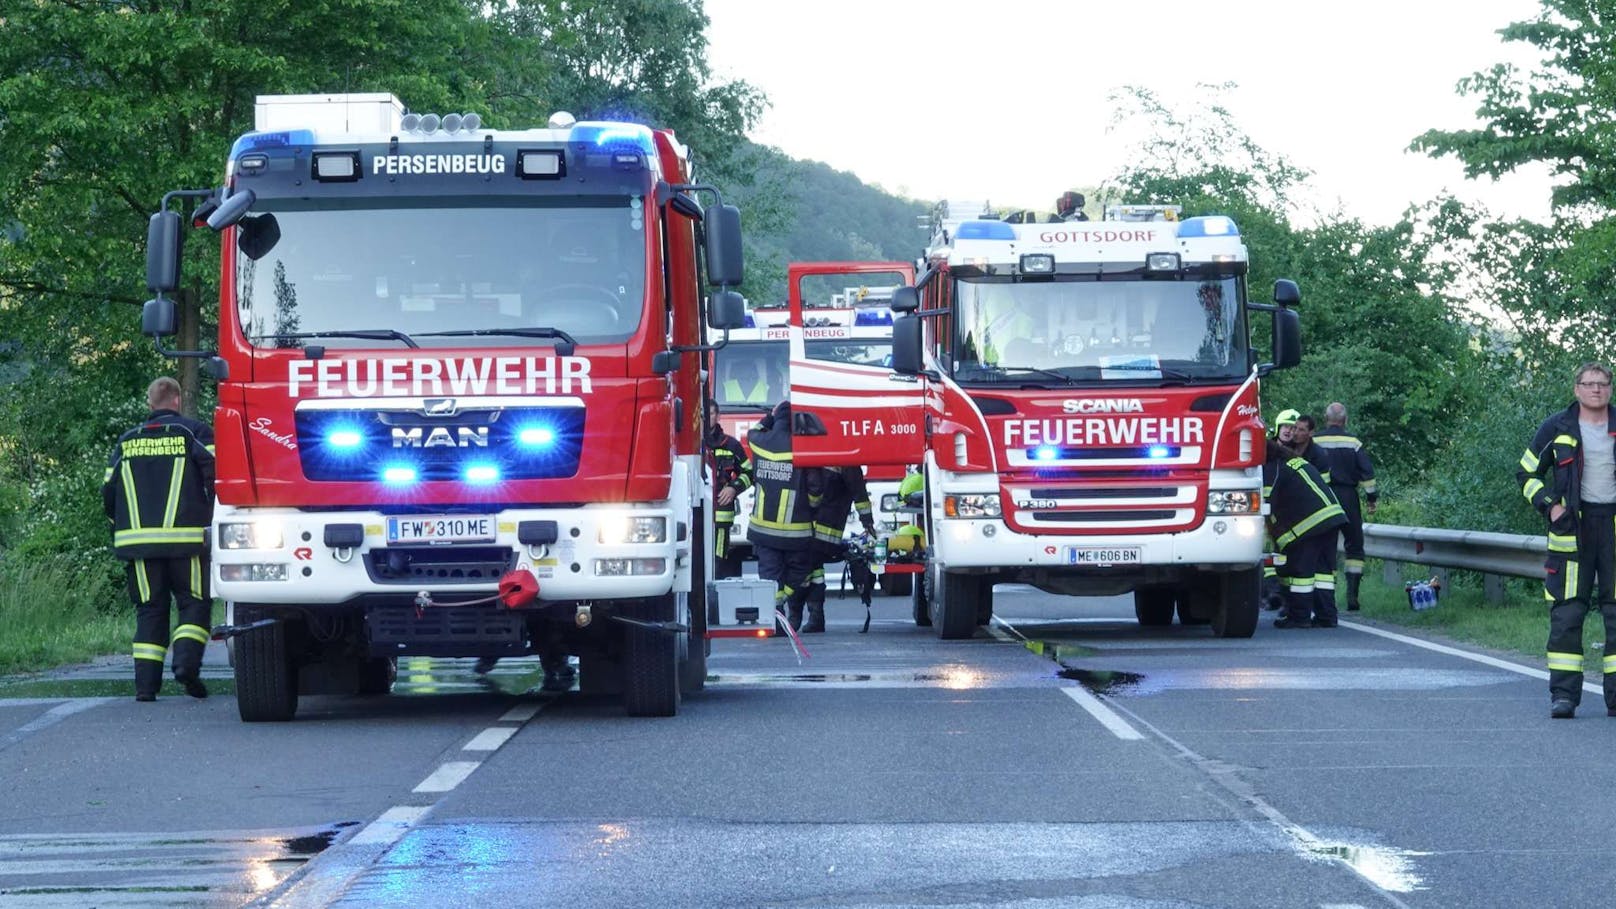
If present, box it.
[1064,546,1142,566]
[387,515,495,544]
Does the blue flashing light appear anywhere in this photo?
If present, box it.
[1033,445,1060,461]
[1148,445,1172,459]
[570,121,657,154]
[955,220,1017,241]
[382,466,418,486]
[742,313,756,328]
[464,464,501,484]
[1176,215,1240,238]
[229,129,316,159]
[517,426,557,448]
[854,309,892,326]
[326,428,363,450]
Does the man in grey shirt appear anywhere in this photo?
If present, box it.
[1517,362,1616,718]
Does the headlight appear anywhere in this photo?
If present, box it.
[880,493,900,513]
[943,493,1001,519]
[219,519,285,550]
[1206,491,1260,515]
[597,516,667,544]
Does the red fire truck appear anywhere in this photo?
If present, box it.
[789,201,1301,638]
[139,93,745,719]
[709,261,915,594]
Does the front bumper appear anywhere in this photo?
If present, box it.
[931,514,1264,570]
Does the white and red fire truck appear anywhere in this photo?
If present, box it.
[788,200,1301,638]
[709,261,916,594]
[140,93,746,719]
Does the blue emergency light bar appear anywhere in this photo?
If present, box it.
[955,220,1017,241]
[569,122,657,154]
[229,129,317,159]
[1175,216,1240,238]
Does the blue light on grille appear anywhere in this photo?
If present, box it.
[327,428,364,450]
[465,464,500,484]
[383,466,418,485]
[517,426,557,448]
[1033,445,1060,461]
[1148,445,1172,459]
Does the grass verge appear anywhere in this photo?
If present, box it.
[0,559,130,676]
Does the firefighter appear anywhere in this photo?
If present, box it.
[1314,402,1379,611]
[746,401,818,633]
[1264,437,1347,628]
[102,377,215,702]
[1056,190,1089,222]
[1277,409,1331,480]
[722,360,769,406]
[803,465,876,633]
[1288,413,1338,606]
[704,397,752,579]
[1516,362,1616,719]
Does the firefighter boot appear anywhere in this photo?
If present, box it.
[1346,574,1362,612]
[786,587,807,633]
[135,660,162,702]
[171,636,209,699]
[798,581,827,633]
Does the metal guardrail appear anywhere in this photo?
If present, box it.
[1361,522,1546,602]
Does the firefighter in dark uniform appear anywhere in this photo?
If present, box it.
[704,398,752,579]
[746,401,818,633]
[803,465,877,633]
[1314,402,1379,611]
[1516,362,1616,719]
[1264,438,1347,628]
[102,377,215,701]
[1288,414,1339,606]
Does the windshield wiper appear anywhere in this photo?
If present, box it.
[256,329,420,348]
[415,327,578,355]
[998,365,1079,384]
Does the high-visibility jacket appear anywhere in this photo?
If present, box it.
[1517,401,1616,555]
[810,465,873,550]
[723,377,769,405]
[1292,440,1332,485]
[705,429,752,525]
[102,409,215,559]
[745,416,816,547]
[1263,454,1345,551]
[1313,425,1378,503]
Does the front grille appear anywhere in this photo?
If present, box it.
[296,405,586,482]
[365,546,516,584]
[1032,509,1179,522]
[1027,486,1177,500]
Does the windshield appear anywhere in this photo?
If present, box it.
[952,276,1248,383]
[714,338,893,409]
[235,196,647,349]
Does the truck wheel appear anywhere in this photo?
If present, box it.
[1176,590,1212,626]
[357,656,396,695]
[1211,568,1260,638]
[912,567,932,626]
[682,514,709,694]
[680,592,707,695]
[1134,588,1176,627]
[235,614,299,722]
[624,593,681,717]
[931,568,981,640]
[880,572,913,598]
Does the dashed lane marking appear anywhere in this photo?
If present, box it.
[464,726,517,752]
[1061,686,1145,740]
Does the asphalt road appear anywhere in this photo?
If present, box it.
[1,581,1612,908]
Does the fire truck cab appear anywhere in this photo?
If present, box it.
[790,200,1301,638]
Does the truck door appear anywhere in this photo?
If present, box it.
[786,261,926,468]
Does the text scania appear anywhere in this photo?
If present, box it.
[1005,417,1204,447]
[371,154,507,176]
[286,356,592,398]
[1063,399,1144,414]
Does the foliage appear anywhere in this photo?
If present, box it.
[0,556,128,676]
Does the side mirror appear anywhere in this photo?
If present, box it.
[669,193,703,219]
[704,204,744,286]
[1271,306,1302,370]
[206,188,257,231]
[707,289,745,330]
[145,211,183,293]
[142,298,178,338]
[1273,278,1300,307]
[889,286,919,314]
[892,313,923,375]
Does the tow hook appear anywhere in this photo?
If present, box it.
[210,618,278,641]
[609,614,689,635]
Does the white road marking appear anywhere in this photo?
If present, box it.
[464,726,517,751]
[1344,620,1603,695]
[499,703,541,723]
[0,698,110,752]
[348,806,432,847]
[1061,686,1144,740]
[413,760,481,793]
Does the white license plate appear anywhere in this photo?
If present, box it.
[1065,546,1142,566]
[387,515,495,544]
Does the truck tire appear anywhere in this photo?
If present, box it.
[931,568,982,640]
[235,615,298,722]
[1133,588,1176,627]
[1176,590,1212,626]
[357,656,396,695]
[912,568,932,626]
[624,593,681,717]
[1211,568,1260,638]
[880,572,913,598]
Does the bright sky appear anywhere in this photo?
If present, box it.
[703,0,1557,226]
